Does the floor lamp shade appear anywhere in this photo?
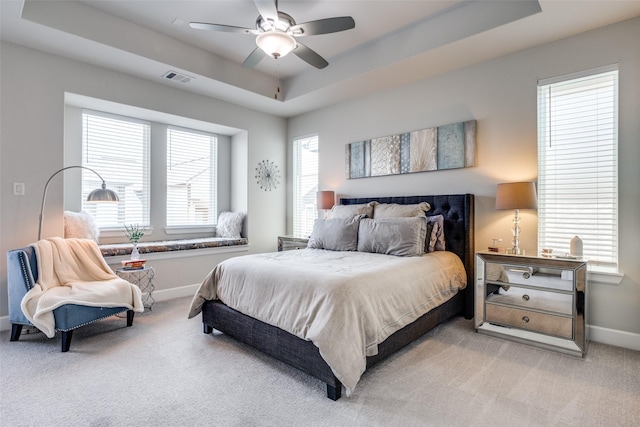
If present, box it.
[38,166,119,240]
[317,191,335,210]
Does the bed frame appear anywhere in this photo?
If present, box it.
[201,194,475,400]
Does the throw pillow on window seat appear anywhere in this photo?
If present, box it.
[63,210,100,242]
[216,212,245,238]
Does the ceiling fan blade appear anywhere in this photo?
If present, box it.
[254,0,279,23]
[291,17,355,36]
[293,43,329,69]
[190,22,258,35]
[243,47,267,68]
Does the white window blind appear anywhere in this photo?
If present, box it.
[293,134,319,237]
[167,127,217,227]
[537,66,618,267]
[81,111,150,228]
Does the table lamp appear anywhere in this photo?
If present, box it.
[317,190,335,218]
[495,181,537,255]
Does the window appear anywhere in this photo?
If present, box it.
[81,111,150,228]
[293,134,319,237]
[537,65,618,268]
[166,127,217,227]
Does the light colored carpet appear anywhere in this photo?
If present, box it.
[1,297,638,427]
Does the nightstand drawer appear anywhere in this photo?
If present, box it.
[503,270,574,292]
[486,287,573,315]
[486,303,573,339]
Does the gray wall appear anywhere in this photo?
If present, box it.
[287,18,640,338]
[0,41,287,317]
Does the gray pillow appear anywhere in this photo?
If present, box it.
[307,216,362,251]
[357,217,427,257]
[373,202,431,219]
[326,202,376,219]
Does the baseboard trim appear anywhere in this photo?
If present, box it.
[0,283,200,332]
[588,325,640,351]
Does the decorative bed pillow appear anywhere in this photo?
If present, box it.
[63,210,100,242]
[357,217,427,257]
[426,214,445,251]
[373,202,431,219]
[326,202,376,219]
[216,211,245,238]
[308,216,361,251]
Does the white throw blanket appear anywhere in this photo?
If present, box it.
[189,249,467,395]
[21,237,144,338]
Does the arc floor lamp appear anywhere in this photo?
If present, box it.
[38,166,119,240]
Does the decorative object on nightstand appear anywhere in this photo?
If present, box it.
[570,235,583,257]
[475,251,588,357]
[255,160,281,191]
[38,166,119,240]
[495,181,537,255]
[116,266,155,311]
[278,235,309,251]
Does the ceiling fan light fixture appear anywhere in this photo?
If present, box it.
[256,31,296,59]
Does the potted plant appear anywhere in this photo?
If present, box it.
[123,224,145,260]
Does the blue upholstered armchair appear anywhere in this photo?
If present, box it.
[7,246,136,352]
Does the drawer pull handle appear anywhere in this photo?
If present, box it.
[522,316,530,323]
[522,294,530,301]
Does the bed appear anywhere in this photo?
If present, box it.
[189,194,474,400]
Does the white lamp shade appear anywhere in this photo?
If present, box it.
[256,31,296,59]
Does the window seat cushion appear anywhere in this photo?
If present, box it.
[100,237,248,257]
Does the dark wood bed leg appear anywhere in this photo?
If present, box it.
[10,324,23,341]
[203,323,213,334]
[61,330,73,352]
[327,383,342,401]
[126,310,135,327]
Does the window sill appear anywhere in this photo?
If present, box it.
[100,237,248,259]
[587,269,624,285]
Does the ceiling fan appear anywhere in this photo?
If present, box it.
[190,0,355,69]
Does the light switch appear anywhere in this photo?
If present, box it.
[13,182,25,196]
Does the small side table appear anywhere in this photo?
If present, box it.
[277,235,309,251]
[116,266,156,311]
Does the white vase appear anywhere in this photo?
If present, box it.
[131,243,140,260]
[570,235,583,256]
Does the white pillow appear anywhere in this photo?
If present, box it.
[216,212,244,238]
[63,210,100,242]
[326,202,376,219]
[373,202,431,219]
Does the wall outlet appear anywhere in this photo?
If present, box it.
[13,182,25,196]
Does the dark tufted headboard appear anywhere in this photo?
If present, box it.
[340,194,475,319]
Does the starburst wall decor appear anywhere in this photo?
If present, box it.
[255,160,281,191]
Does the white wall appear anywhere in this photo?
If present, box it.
[287,18,640,338]
[0,42,287,317]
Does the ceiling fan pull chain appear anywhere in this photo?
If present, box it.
[275,60,281,100]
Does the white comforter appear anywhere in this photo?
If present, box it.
[188,249,466,394]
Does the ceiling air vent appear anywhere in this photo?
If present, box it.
[162,71,193,84]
